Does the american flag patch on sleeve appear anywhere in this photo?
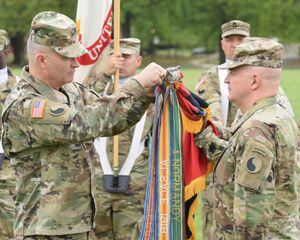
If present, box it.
[31,99,47,118]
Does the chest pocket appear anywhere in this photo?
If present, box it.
[214,140,236,185]
[236,139,274,192]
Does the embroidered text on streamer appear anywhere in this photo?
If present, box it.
[139,66,217,240]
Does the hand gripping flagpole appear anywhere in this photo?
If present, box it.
[102,0,134,193]
[113,0,121,189]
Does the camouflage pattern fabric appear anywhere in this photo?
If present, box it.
[195,65,238,130]
[0,69,17,239]
[110,38,141,55]
[221,20,250,38]
[30,11,87,58]
[225,37,283,69]
[16,232,89,240]
[206,96,299,239]
[1,66,152,237]
[85,74,154,240]
[0,29,10,51]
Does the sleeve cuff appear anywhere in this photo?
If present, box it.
[121,78,146,99]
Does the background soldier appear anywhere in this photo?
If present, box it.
[84,38,154,240]
[195,20,294,132]
[195,20,250,130]
[1,11,165,240]
[0,29,18,240]
[196,37,299,239]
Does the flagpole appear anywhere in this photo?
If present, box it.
[113,0,121,188]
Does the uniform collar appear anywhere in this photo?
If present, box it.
[21,66,69,103]
[230,96,277,134]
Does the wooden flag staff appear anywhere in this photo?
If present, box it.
[113,0,120,189]
[103,0,131,193]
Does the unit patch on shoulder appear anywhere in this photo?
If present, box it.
[246,157,262,174]
[49,105,66,116]
[31,99,47,118]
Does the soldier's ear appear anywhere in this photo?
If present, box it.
[250,73,261,90]
[36,53,47,68]
[136,55,142,67]
[3,46,9,56]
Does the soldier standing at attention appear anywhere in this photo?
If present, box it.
[195,20,295,239]
[195,20,250,129]
[85,38,154,240]
[196,37,299,239]
[1,11,165,240]
[195,20,250,239]
[0,29,18,240]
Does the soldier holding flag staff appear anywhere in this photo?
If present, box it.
[85,38,154,240]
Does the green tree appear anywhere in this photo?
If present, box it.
[122,0,300,61]
[0,0,77,65]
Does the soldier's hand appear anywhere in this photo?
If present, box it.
[195,125,214,148]
[135,62,166,95]
[103,53,125,75]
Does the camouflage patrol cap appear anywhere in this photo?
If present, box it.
[29,11,87,58]
[110,38,141,55]
[224,37,283,69]
[221,20,250,38]
[0,29,9,51]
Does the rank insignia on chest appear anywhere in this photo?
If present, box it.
[31,99,46,118]
[246,157,262,173]
[49,105,66,116]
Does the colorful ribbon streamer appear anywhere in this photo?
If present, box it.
[140,73,216,240]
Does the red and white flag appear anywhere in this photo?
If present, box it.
[75,0,113,83]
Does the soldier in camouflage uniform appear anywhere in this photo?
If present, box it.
[1,11,165,240]
[195,20,295,239]
[0,29,18,240]
[195,20,250,129]
[195,20,250,239]
[84,38,154,240]
[196,37,300,239]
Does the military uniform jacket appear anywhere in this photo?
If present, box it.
[1,67,152,236]
[211,96,299,239]
[196,65,238,128]
[0,68,18,178]
[0,68,18,126]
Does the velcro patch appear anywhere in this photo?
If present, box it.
[31,100,47,118]
[246,157,263,173]
[236,139,274,192]
[49,105,66,116]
